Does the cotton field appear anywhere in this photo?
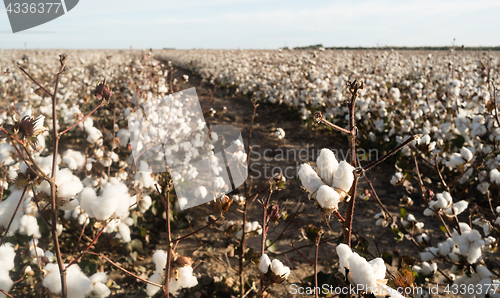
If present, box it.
[0,48,499,298]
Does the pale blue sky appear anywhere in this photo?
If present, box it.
[1,0,499,49]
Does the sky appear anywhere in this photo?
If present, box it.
[1,0,499,49]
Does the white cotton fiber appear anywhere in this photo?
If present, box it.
[298,164,325,194]
[66,265,92,298]
[316,148,339,185]
[367,258,386,280]
[0,270,13,297]
[91,282,111,298]
[0,190,26,235]
[152,250,167,273]
[169,265,198,293]
[0,244,15,271]
[460,147,473,162]
[18,214,41,238]
[336,244,354,275]
[259,254,271,274]
[146,272,162,296]
[90,272,108,284]
[118,222,131,242]
[332,161,355,193]
[78,187,97,218]
[43,263,62,294]
[316,185,340,209]
[347,253,379,291]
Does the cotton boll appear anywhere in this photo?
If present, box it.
[0,190,27,235]
[146,272,162,296]
[490,169,500,185]
[66,264,92,298]
[298,164,325,195]
[139,195,152,213]
[460,147,473,162]
[169,265,198,293]
[0,244,15,271]
[448,200,468,216]
[368,258,386,280]
[118,222,131,242]
[336,244,354,275]
[421,262,433,276]
[316,185,340,209]
[332,161,355,193]
[415,222,424,230]
[152,250,167,273]
[78,187,97,218]
[423,208,434,216]
[467,245,482,264]
[390,172,404,186]
[0,270,14,296]
[316,148,338,185]
[91,282,111,298]
[259,254,271,274]
[18,215,41,238]
[89,272,108,283]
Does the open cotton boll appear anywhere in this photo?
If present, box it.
[316,185,340,209]
[43,263,93,298]
[270,259,290,278]
[490,169,500,185]
[0,270,13,298]
[336,244,354,275]
[117,129,130,146]
[0,244,15,271]
[316,148,339,185]
[259,254,271,274]
[90,272,110,298]
[0,190,27,235]
[445,200,468,216]
[152,250,167,273]
[19,214,41,238]
[146,272,163,296]
[390,172,404,186]
[78,187,97,218]
[118,222,131,242]
[91,282,111,298]
[138,195,152,213]
[460,147,473,162]
[169,265,198,293]
[298,164,325,195]
[332,161,355,193]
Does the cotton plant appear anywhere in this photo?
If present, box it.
[298,148,355,214]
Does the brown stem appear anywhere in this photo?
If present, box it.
[343,80,362,247]
[360,135,418,173]
[314,233,322,298]
[85,252,162,287]
[290,242,313,265]
[171,216,222,242]
[155,184,171,298]
[18,66,53,97]
[265,196,305,249]
[0,186,27,246]
[315,111,351,134]
[59,101,104,135]
[66,219,110,267]
[49,55,67,298]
